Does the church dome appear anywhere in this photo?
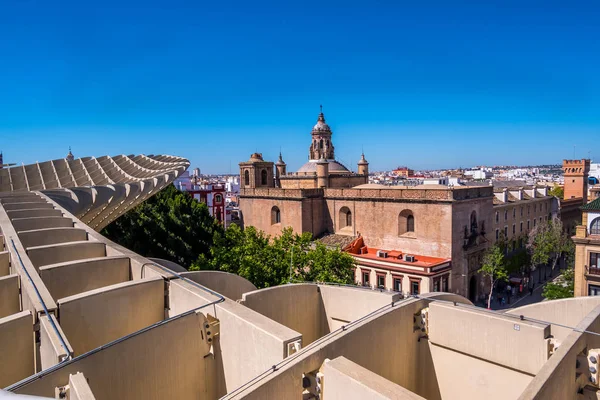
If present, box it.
[312,112,331,133]
[297,160,350,173]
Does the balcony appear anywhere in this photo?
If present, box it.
[586,266,600,276]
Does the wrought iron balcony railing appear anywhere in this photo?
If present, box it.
[586,265,600,276]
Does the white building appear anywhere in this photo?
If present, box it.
[464,169,493,180]
[225,176,240,194]
[173,170,191,191]
[590,163,600,180]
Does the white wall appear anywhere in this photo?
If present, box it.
[587,211,600,236]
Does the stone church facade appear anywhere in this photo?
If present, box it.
[239,110,498,299]
[239,110,561,300]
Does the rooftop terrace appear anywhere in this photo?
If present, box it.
[2,155,600,400]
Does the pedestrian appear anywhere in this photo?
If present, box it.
[529,284,534,296]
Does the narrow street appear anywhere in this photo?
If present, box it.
[482,264,562,311]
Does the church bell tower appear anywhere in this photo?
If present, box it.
[308,106,335,161]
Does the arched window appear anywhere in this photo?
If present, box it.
[244,170,250,186]
[495,211,499,223]
[320,139,323,149]
[339,207,352,229]
[271,206,281,225]
[261,169,268,185]
[398,209,414,235]
[214,194,222,204]
[591,217,600,235]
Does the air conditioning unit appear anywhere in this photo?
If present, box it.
[376,250,388,258]
[405,255,416,262]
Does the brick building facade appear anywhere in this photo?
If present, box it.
[560,159,591,233]
[239,110,562,300]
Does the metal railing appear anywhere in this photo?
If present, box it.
[7,260,225,392]
[221,292,600,399]
[415,295,600,339]
[10,237,72,362]
[587,265,600,276]
[220,295,415,399]
[140,261,226,316]
[286,278,397,294]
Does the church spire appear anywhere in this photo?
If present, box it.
[276,150,286,166]
[66,146,74,162]
[317,104,325,123]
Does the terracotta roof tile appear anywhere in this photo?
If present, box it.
[347,246,450,269]
[318,234,356,249]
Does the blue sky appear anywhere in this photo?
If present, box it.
[0,0,598,173]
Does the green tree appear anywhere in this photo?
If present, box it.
[479,244,508,309]
[193,225,355,289]
[546,217,574,272]
[526,217,574,280]
[102,184,223,268]
[104,184,355,289]
[549,185,564,199]
[542,267,574,300]
[526,221,552,278]
[303,242,355,284]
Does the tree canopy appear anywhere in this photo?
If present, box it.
[192,225,355,288]
[549,185,564,199]
[102,184,223,267]
[103,184,356,289]
[526,217,574,273]
[542,267,574,300]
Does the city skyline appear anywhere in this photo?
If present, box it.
[1,0,598,173]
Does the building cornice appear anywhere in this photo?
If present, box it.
[354,259,452,277]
